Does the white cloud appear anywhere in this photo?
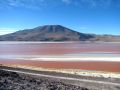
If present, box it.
[0,28,16,35]
[0,0,47,10]
[80,0,114,7]
[100,0,112,7]
[62,0,72,4]
[0,0,119,10]
[61,0,116,8]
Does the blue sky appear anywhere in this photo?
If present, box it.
[0,0,120,35]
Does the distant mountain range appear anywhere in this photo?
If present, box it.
[0,25,120,42]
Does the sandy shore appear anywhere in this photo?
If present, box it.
[0,41,120,44]
[1,64,120,79]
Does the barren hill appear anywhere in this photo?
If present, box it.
[0,25,119,42]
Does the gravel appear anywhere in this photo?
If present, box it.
[0,70,89,90]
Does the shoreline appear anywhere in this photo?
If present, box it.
[1,64,120,78]
[0,41,120,44]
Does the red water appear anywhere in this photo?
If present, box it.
[0,42,120,72]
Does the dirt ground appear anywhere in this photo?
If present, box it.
[0,65,120,90]
[0,69,89,90]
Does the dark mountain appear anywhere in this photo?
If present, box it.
[0,25,119,41]
[0,25,94,41]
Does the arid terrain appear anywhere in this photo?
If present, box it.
[0,69,89,90]
[0,65,120,90]
[0,0,120,90]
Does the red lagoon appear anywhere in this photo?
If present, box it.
[0,42,120,72]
